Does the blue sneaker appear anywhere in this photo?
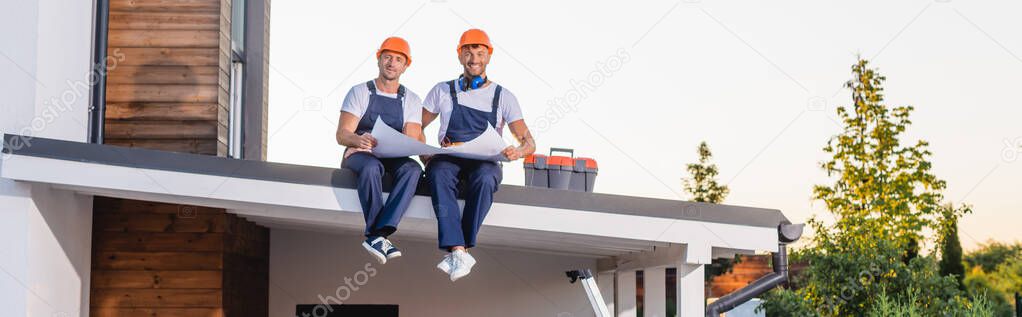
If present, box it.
[384,239,402,260]
[362,237,393,264]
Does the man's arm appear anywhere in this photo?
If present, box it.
[421,110,438,131]
[416,111,437,162]
[336,112,375,149]
[502,119,536,161]
[403,122,423,143]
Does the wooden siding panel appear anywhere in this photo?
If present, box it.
[91,289,222,307]
[93,251,223,270]
[104,139,219,155]
[106,103,219,121]
[92,307,224,317]
[106,120,218,139]
[108,66,220,85]
[115,48,219,66]
[110,30,219,48]
[93,232,225,252]
[92,270,222,289]
[93,211,226,233]
[110,0,220,12]
[109,12,219,30]
[107,84,218,103]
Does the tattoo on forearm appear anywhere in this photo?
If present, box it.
[517,131,535,149]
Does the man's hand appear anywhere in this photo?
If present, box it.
[502,146,524,161]
[356,133,377,150]
[419,154,433,165]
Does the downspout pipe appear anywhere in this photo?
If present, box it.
[705,223,804,317]
[88,0,109,144]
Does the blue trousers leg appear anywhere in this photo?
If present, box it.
[461,160,502,248]
[426,155,465,250]
[371,157,422,236]
[342,153,422,238]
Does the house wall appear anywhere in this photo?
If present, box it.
[0,0,96,316]
[90,1,275,315]
[270,229,600,317]
[102,0,234,155]
[89,197,270,317]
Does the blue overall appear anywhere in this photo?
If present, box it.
[341,80,423,238]
[426,80,504,249]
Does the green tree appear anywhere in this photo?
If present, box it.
[939,203,970,289]
[759,58,975,316]
[683,141,729,203]
[811,59,946,252]
[965,242,1022,273]
[681,142,739,282]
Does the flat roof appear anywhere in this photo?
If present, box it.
[2,134,789,229]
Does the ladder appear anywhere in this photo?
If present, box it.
[566,269,612,317]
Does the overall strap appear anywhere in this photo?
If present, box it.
[366,80,377,95]
[491,85,502,124]
[367,80,405,102]
[447,80,459,105]
[491,85,502,114]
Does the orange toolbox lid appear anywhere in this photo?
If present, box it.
[524,154,546,164]
[547,156,575,170]
[575,157,598,171]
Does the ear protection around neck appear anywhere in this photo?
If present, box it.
[459,75,487,91]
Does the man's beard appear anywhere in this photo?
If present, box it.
[464,66,486,77]
[380,71,400,81]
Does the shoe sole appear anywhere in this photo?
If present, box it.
[362,242,387,264]
[450,269,471,282]
[386,251,402,260]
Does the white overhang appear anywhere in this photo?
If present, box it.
[1,134,791,262]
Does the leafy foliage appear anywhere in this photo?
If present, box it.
[938,204,970,289]
[682,141,729,203]
[758,58,985,316]
[963,243,1022,317]
[965,241,1022,273]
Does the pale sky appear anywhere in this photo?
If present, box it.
[267,0,1022,251]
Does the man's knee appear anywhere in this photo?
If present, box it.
[395,160,423,180]
[468,164,502,191]
[426,160,458,183]
[359,160,385,179]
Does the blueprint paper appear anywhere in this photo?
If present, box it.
[370,118,509,161]
[369,118,446,157]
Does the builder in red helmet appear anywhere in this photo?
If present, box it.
[335,37,424,265]
[421,29,537,281]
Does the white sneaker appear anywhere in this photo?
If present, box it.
[449,250,476,282]
[437,253,453,274]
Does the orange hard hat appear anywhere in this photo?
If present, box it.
[457,29,493,55]
[377,36,411,66]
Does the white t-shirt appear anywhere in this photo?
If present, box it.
[341,81,422,126]
[340,81,423,156]
[422,81,524,144]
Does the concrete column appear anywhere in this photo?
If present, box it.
[597,271,616,315]
[617,270,637,317]
[676,264,706,317]
[644,267,667,317]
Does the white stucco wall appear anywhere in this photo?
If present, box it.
[270,229,602,317]
[0,0,96,316]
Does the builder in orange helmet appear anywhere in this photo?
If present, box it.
[421,29,537,281]
[335,37,424,264]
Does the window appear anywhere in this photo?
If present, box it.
[227,0,247,158]
[295,304,398,317]
[636,270,645,317]
[666,267,677,317]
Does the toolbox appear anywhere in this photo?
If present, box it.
[524,148,597,192]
